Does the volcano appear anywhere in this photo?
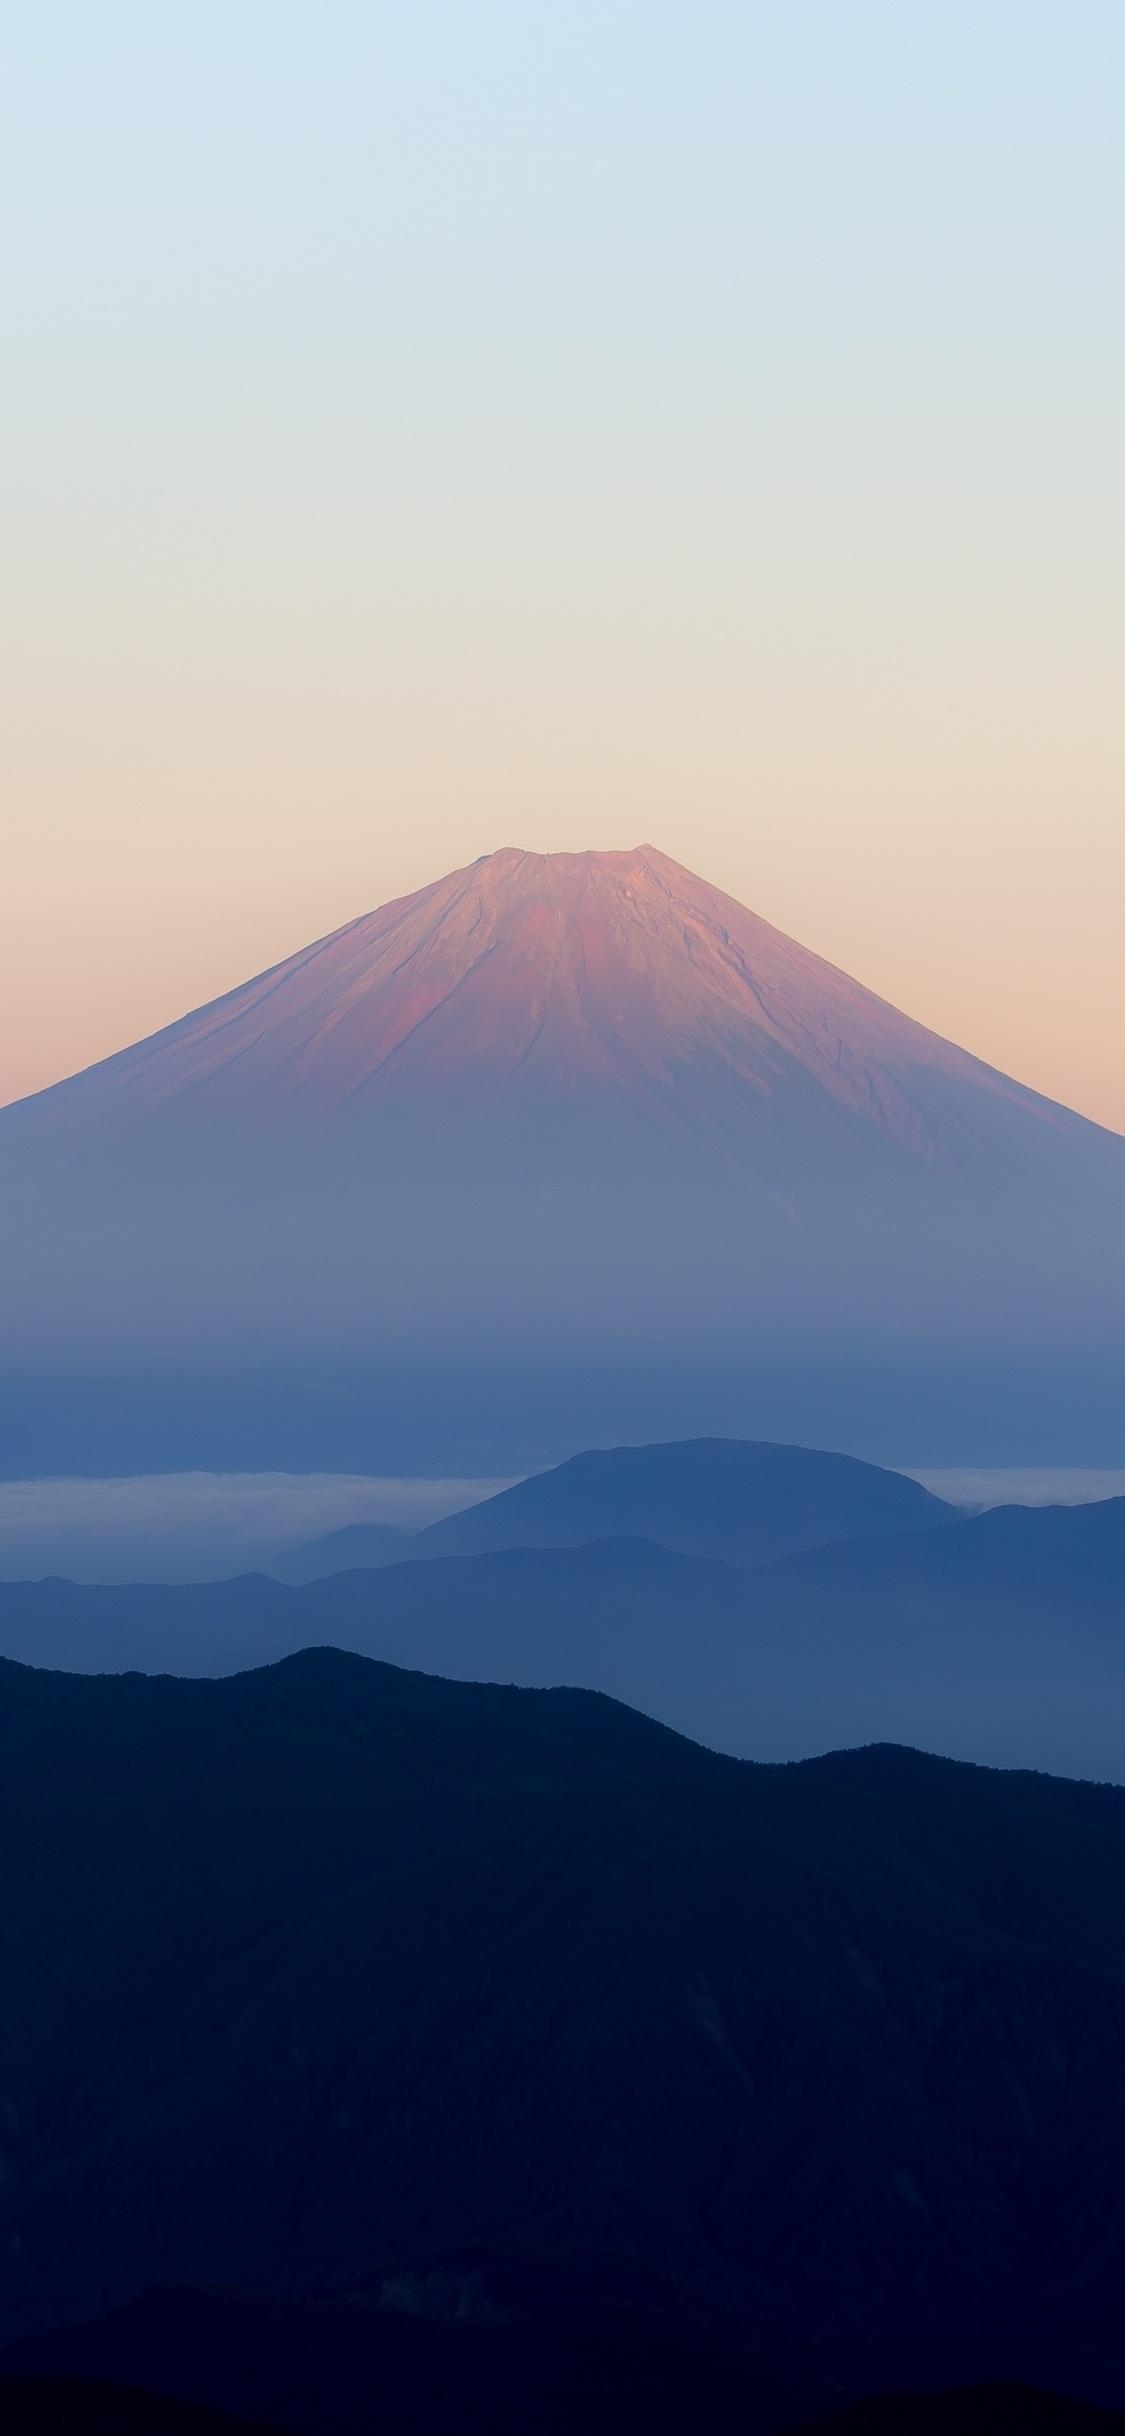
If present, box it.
[2,845,1099,1161]
[2,847,1122,1472]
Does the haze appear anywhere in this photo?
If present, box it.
[3,2,1123,1128]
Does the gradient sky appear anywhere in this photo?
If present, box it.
[4,2,1122,1127]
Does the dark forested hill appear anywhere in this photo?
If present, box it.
[3,1648,1125,2422]
[7,2292,1125,2436]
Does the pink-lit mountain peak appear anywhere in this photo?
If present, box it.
[11,844,1087,1163]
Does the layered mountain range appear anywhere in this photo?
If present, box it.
[2,848,1122,1470]
[3,1437,1122,1781]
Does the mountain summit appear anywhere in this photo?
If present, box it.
[6,846,1099,1172]
[2,846,1122,1472]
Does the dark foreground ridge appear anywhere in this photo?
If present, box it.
[4,1646,1125,2425]
[7,2290,1125,2436]
[0,2369,279,2433]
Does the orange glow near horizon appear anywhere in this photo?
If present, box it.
[3,7,1122,1131]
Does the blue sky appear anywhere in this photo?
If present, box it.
[4,2,1123,1121]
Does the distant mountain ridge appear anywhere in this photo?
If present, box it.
[1,1459,1123,1779]
[276,1520,416,1584]
[412,1437,952,1566]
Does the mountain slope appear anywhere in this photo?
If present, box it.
[2,847,1122,1473]
[4,1651,1125,2413]
[413,1437,952,1566]
[2,846,1096,1161]
[273,1521,417,1584]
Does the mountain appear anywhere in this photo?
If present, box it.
[0,1544,746,1730]
[804,2400,1125,2436]
[3,1489,1124,1777]
[735,1494,1125,1776]
[7,2293,1123,2436]
[1,845,1094,1157]
[268,1437,951,1578]
[0,2373,279,2434]
[1,2288,831,2436]
[2,846,1123,1473]
[4,1648,1125,2420]
[413,1437,952,1566]
[272,1520,417,1584]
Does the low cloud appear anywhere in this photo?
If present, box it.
[0,1471,513,1584]
[905,1467,1125,1513]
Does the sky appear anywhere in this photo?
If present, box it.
[3,2,1123,1129]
